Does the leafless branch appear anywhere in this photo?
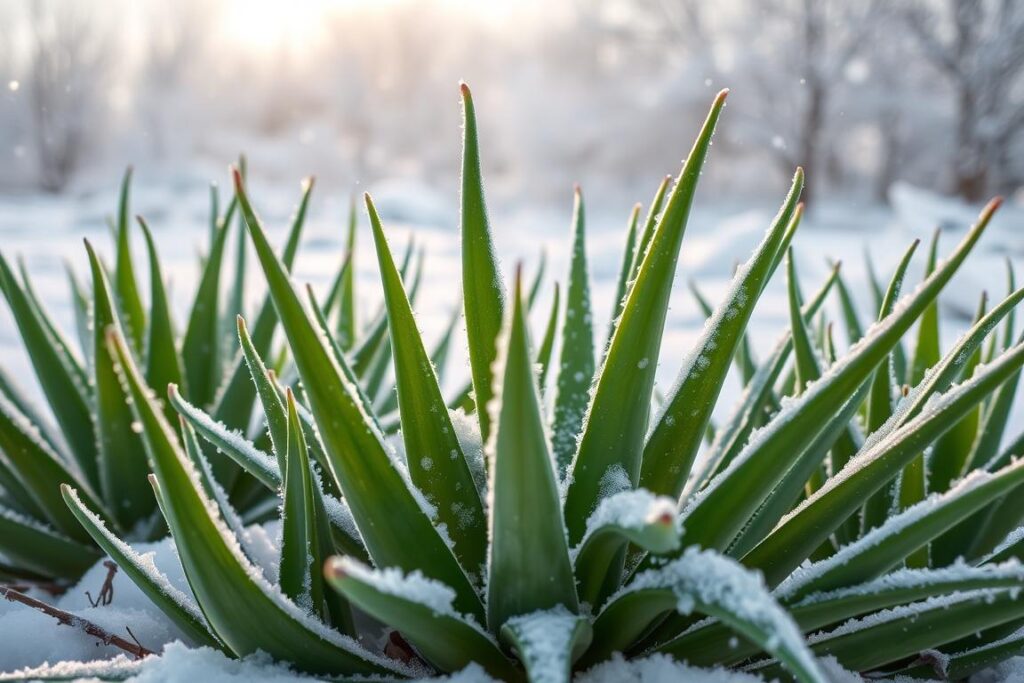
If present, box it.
[0,586,153,659]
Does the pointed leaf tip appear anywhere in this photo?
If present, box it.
[459,80,471,97]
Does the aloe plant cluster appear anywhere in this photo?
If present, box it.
[1,84,1024,682]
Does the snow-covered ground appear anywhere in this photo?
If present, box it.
[0,168,1022,681]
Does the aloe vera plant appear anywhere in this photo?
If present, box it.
[2,83,1024,682]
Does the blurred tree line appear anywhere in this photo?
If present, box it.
[0,0,1020,205]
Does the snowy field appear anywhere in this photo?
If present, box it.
[0,168,1022,681]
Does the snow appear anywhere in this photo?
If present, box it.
[576,653,768,683]
[575,488,680,557]
[607,547,822,679]
[503,606,580,683]
[775,468,1007,600]
[331,556,458,618]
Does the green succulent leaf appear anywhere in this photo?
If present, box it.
[61,484,222,649]
[487,267,578,631]
[326,557,519,680]
[535,282,561,391]
[0,504,99,579]
[459,82,505,445]
[85,240,155,528]
[500,608,592,683]
[113,167,146,352]
[280,389,326,618]
[745,336,1024,586]
[680,199,1002,555]
[0,253,97,488]
[366,195,487,576]
[640,174,802,500]
[564,90,728,543]
[236,169,484,621]
[550,187,596,475]
[105,327,402,675]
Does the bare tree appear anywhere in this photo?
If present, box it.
[137,1,210,159]
[738,0,883,203]
[901,0,1024,200]
[25,2,114,192]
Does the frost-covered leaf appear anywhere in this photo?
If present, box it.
[563,90,728,544]
[487,268,577,630]
[326,557,517,679]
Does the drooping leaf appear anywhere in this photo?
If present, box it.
[61,484,222,649]
[326,557,518,680]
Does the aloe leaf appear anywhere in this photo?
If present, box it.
[325,558,516,679]
[573,489,681,606]
[500,607,592,683]
[366,194,486,575]
[113,167,146,352]
[928,291,988,494]
[61,484,222,649]
[84,240,155,528]
[487,267,577,629]
[913,627,1024,680]
[105,327,404,675]
[182,205,230,409]
[138,218,185,424]
[694,263,840,487]
[536,282,561,390]
[628,173,672,285]
[336,196,359,350]
[550,187,596,474]
[459,83,505,444]
[679,199,1002,555]
[236,170,483,621]
[640,188,803,503]
[832,270,865,345]
[787,589,1024,674]
[689,281,757,385]
[606,202,641,350]
[897,231,943,565]
[0,253,97,485]
[564,90,728,542]
[744,338,1024,586]
[303,287,382,436]
[169,385,367,562]
[589,548,825,683]
[212,177,312,432]
[864,239,921,528]
[0,505,99,579]
[350,237,415,379]
[0,393,106,543]
[0,364,63,456]
[237,317,288,466]
[280,390,325,618]
[662,563,1024,667]
[527,248,547,309]
[65,262,92,361]
[776,459,1024,602]
[16,259,89,394]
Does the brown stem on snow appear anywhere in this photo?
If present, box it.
[86,560,118,607]
[0,585,154,659]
